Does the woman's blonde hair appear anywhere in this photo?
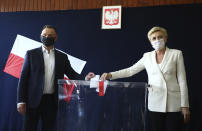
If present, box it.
[147,26,168,40]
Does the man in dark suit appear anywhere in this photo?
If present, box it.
[17,25,94,131]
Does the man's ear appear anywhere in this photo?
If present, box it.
[55,35,58,42]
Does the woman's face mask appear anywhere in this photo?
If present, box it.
[151,39,165,51]
[150,31,166,51]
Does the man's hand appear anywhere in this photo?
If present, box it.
[17,103,26,115]
[100,73,112,81]
[181,107,190,123]
[85,72,95,80]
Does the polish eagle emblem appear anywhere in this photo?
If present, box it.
[104,8,120,26]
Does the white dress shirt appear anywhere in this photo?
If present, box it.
[42,46,55,94]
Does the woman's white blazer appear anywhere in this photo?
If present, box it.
[111,47,189,112]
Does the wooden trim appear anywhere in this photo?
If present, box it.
[38,0,42,11]
[50,0,55,10]
[8,0,13,12]
[111,0,122,5]
[4,0,9,12]
[106,0,112,5]
[42,0,46,11]
[33,0,38,11]
[1,0,202,12]
[46,0,51,11]
[97,0,105,8]
[56,0,61,10]
[21,0,26,11]
[73,0,78,10]
[29,0,34,11]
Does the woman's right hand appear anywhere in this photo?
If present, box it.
[100,73,112,81]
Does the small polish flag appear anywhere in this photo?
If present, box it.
[62,75,76,103]
[3,34,86,78]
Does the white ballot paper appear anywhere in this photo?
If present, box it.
[90,75,108,94]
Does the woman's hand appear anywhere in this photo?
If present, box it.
[100,73,112,81]
[181,107,190,123]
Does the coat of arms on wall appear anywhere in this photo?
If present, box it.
[101,5,122,29]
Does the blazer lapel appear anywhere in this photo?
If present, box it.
[54,49,58,76]
[39,47,45,73]
[54,49,59,89]
[152,50,166,83]
[159,47,170,72]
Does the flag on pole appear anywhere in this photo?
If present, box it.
[3,34,86,78]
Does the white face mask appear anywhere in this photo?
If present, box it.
[151,39,165,51]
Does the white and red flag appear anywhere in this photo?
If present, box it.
[3,34,86,78]
[4,34,87,102]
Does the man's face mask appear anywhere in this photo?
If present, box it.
[40,35,55,47]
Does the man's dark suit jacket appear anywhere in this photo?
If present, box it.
[17,47,81,108]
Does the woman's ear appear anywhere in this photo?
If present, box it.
[164,37,167,43]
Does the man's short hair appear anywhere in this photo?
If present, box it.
[42,25,57,33]
[147,26,168,40]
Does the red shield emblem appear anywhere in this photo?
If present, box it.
[104,8,120,26]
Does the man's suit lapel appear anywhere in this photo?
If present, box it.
[39,47,45,73]
[54,49,58,76]
[54,49,60,89]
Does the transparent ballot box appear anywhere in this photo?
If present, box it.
[57,80,147,131]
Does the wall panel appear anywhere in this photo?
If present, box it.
[29,0,34,11]
[8,0,14,12]
[59,0,64,10]
[25,0,30,11]
[96,0,106,8]
[72,0,78,10]
[0,0,202,12]
[4,0,9,12]
[63,0,72,10]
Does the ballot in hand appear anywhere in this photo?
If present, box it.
[100,73,112,81]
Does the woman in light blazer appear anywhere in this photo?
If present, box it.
[100,26,190,131]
